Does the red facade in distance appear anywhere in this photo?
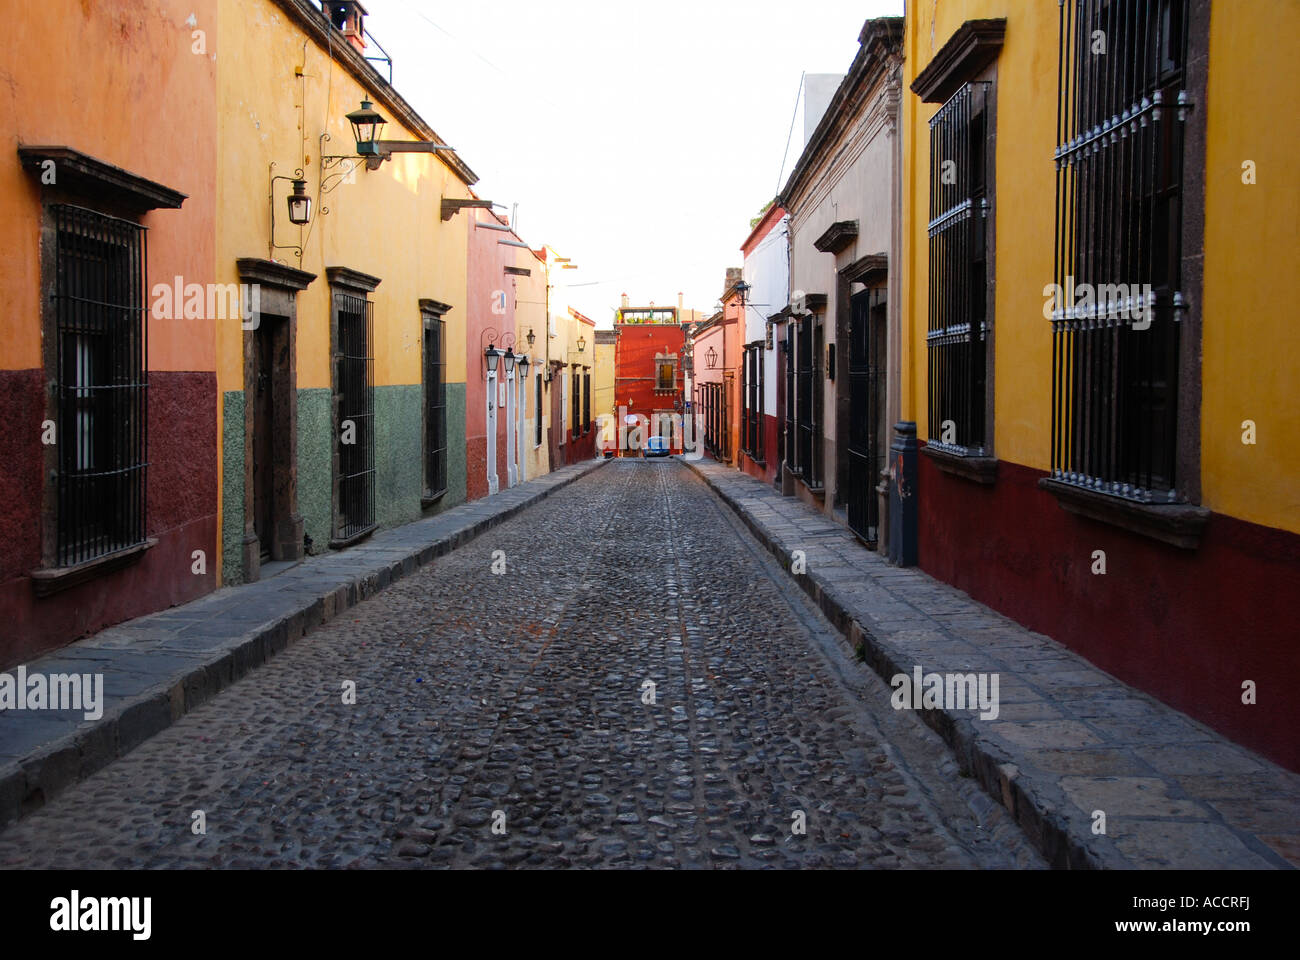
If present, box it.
[613,309,686,455]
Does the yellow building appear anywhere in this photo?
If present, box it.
[592,330,617,455]
[900,0,1300,771]
[513,244,550,481]
[216,0,477,583]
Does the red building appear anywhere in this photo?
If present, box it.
[613,299,687,455]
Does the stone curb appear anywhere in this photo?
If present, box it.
[0,458,609,833]
[683,456,1134,870]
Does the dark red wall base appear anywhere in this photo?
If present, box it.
[917,450,1300,773]
[0,370,217,669]
[739,414,781,487]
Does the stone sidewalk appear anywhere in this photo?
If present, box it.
[0,458,609,831]
[685,457,1300,870]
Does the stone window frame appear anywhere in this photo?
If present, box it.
[1038,0,1211,550]
[326,266,382,549]
[419,298,453,507]
[20,147,187,596]
[912,19,1004,487]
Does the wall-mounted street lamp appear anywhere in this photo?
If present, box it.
[485,345,501,375]
[503,347,516,376]
[576,335,586,354]
[287,179,312,225]
[337,99,458,171]
[526,329,536,347]
[346,100,387,156]
[706,346,718,369]
[518,354,530,378]
[268,163,314,261]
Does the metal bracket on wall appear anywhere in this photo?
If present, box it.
[268,162,305,262]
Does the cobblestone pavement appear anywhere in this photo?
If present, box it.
[0,460,1042,869]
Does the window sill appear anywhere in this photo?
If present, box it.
[329,524,378,550]
[1038,478,1210,550]
[421,488,448,509]
[798,475,825,494]
[921,444,999,485]
[31,538,157,598]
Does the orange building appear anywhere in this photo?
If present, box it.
[0,1,219,665]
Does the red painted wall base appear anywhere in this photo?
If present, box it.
[917,450,1300,772]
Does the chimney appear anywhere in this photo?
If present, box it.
[677,292,684,311]
[621,292,629,309]
[323,1,368,54]
[725,267,743,290]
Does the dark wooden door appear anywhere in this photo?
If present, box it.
[253,322,276,561]
[847,289,885,542]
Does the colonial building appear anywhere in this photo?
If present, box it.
[613,298,689,455]
[1,0,220,664]
[217,0,478,584]
[777,18,904,547]
[691,271,747,465]
[901,0,1300,771]
[738,206,789,488]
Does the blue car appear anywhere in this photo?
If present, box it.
[642,436,671,458]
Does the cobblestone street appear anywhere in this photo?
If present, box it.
[0,460,1041,869]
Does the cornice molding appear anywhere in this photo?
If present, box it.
[273,0,478,186]
[326,265,382,293]
[18,146,186,213]
[911,18,1006,104]
[237,257,317,291]
[814,220,859,255]
[779,17,903,207]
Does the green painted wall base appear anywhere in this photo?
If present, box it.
[222,382,468,585]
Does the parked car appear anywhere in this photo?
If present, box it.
[642,436,671,458]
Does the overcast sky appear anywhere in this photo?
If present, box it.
[358,0,903,324]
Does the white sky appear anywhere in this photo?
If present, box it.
[358,0,903,324]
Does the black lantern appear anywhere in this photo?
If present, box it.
[577,335,586,353]
[346,99,387,156]
[485,344,500,374]
[526,328,536,347]
[706,346,718,369]
[503,347,515,376]
[287,178,312,225]
[518,354,530,377]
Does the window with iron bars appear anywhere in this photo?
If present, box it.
[49,204,149,568]
[333,292,376,542]
[583,370,591,433]
[743,343,765,463]
[927,81,991,457]
[785,324,796,474]
[423,314,447,499]
[796,317,821,487]
[1050,0,1189,502]
[571,369,581,440]
[535,372,543,446]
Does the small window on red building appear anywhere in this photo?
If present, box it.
[656,362,674,390]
